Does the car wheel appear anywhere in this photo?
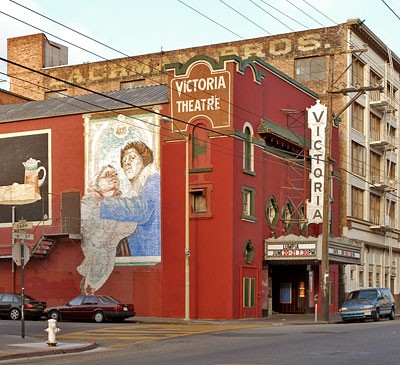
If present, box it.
[49,310,60,321]
[389,308,395,320]
[94,311,104,323]
[10,308,21,320]
[373,309,380,322]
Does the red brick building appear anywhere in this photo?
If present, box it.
[0,52,360,319]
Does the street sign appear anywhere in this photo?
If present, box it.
[12,232,34,240]
[12,221,33,230]
[12,242,30,266]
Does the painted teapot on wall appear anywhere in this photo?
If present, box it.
[23,158,46,193]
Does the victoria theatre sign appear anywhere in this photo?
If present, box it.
[306,100,327,224]
[167,58,231,128]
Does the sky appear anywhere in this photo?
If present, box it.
[1,0,400,90]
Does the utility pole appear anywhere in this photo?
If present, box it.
[320,48,382,322]
[320,51,335,322]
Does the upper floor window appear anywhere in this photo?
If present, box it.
[45,90,67,99]
[351,187,364,220]
[370,151,381,183]
[370,193,381,225]
[242,186,256,221]
[352,103,364,133]
[281,200,294,233]
[351,141,365,177]
[370,70,382,102]
[370,113,381,141]
[352,56,365,87]
[120,79,147,89]
[243,124,254,173]
[294,56,326,82]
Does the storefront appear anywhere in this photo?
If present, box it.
[264,235,361,314]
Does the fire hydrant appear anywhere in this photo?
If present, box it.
[45,319,60,346]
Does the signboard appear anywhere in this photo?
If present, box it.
[265,242,317,259]
[168,60,231,128]
[306,100,327,224]
[12,232,34,240]
[264,234,319,261]
[12,242,30,266]
[12,221,33,230]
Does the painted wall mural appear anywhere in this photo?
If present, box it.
[79,114,161,294]
[0,131,50,225]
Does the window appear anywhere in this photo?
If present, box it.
[351,187,364,219]
[243,277,255,308]
[45,90,67,99]
[242,186,256,221]
[387,160,396,181]
[351,141,365,176]
[368,266,374,287]
[189,185,212,218]
[243,125,254,173]
[120,79,147,89]
[370,113,381,142]
[370,70,382,102]
[352,103,364,133]
[190,189,207,213]
[352,56,364,87]
[294,56,326,82]
[370,151,381,184]
[387,199,396,228]
[351,267,356,280]
[370,193,380,225]
[376,267,381,287]
[281,200,294,233]
[359,270,364,287]
[265,195,279,229]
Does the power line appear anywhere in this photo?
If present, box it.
[249,0,294,32]
[382,0,400,21]
[302,0,337,25]
[257,0,308,28]
[177,0,244,39]
[219,0,271,34]
[286,0,324,27]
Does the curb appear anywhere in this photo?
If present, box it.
[0,341,97,362]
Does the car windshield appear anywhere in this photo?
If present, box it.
[348,290,377,300]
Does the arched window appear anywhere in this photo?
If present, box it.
[243,124,254,173]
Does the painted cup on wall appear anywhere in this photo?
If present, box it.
[23,158,46,193]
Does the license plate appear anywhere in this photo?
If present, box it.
[123,307,128,311]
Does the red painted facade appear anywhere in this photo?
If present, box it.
[0,55,345,319]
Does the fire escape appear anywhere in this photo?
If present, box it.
[369,50,398,233]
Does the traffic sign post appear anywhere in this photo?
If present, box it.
[12,232,34,241]
[12,241,30,266]
[11,219,33,339]
[12,221,33,230]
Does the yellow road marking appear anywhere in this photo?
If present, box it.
[58,323,261,343]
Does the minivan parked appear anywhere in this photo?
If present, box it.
[339,288,396,322]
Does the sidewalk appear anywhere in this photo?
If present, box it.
[0,313,342,362]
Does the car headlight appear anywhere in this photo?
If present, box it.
[339,307,347,312]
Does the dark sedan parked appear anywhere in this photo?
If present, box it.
[43,295,135,323]
[0,293,46,320]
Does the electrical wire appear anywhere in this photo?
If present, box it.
[219,0,271,35]
[3,0,400,210]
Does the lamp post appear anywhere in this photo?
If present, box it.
[161,117,190,321]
